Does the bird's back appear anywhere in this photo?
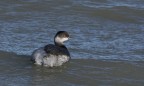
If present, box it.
[31,44,70,67]
[44,44,70,56]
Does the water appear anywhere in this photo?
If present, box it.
[0,0,144,86]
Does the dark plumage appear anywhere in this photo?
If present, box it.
[44,44,70,56]
[31,31,71,67]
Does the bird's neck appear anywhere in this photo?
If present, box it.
[54,36,64,47]
[54,42,63,46]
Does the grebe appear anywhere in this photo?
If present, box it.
[31,31,70,67]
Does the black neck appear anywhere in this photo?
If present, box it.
[55,42,67,49]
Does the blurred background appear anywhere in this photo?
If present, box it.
[0,0,144,86]
[0,0,144,60]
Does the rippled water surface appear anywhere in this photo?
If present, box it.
[0,0,144,86]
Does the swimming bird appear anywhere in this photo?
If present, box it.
[31,31,70,67]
